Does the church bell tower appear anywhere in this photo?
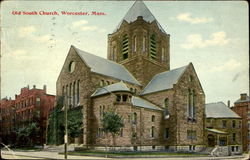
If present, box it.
[107,1,170,86]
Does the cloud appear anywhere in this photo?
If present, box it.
[177,13,213,24]
[71,20,106,33]
[181,31,230,49]
[6,49,36,60]
[209,59,241,72]
[35,34,56,45]
[19,26,36,37]
[72,20,88,28]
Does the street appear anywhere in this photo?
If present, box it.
[1,150,249,160]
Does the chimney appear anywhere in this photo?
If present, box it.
[15,94,17,99]
[240,93,247,100]
[227,100,230,108]
[43,85,47,93]
[33,85,36,89]
[27,85,29,90]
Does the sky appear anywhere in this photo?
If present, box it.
[0,1,249,105]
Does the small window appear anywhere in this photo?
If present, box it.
[164,98,169,119]
[232,120,236,128]
[222,120,227,128]
[232,133,236,141]
[36,97,41,106]
[152,145,155,150]
[122,95,128,102]
[236,146,239,152]
[189,75,193,82]
[164,128,169,139]
[132,112,137,125]
[151,115,155,122]
[68,61,75,73]
[100,80,105,87]
[116,95,121,102]
[231,146,235,152]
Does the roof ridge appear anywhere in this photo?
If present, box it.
[206,101,224,105]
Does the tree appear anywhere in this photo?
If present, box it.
[16,122,40,147]
[101,110,124,150]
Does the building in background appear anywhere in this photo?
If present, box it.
[205,102,242,156]
[0,97,15,142]
[0,85,55,145]
[231,93,250,151]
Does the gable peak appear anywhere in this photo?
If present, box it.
[114,1,166,33]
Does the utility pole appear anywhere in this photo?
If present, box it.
[64,96,68,159]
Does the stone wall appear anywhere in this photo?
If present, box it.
[174,64,205,146]
[107,16,170,87]
[91,93,163,147]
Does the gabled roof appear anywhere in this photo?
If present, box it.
[234,95,250,104]
[114,1,166,33]
[205,102,241,119]
[72,46,141,85]
[91,81,130,97]
[132,96,162,111]
[140,65,187,95]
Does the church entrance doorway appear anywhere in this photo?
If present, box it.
[207,134,215,147]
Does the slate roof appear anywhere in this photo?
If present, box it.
[205,128,228,134]
[205,102,241,118]
[72,46,141,85]
[91,81,130,97]
[114,1,166,33]
[132,96,162,111]
[234,95,250,104]
[140,65,187,95]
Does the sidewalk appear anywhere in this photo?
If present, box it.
[1,150,248,160]
[2,150,109,159]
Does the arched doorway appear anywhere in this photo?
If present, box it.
[207,134,215,147]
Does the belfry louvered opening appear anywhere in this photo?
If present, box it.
[122,34,129,60]
[150,34,156,59]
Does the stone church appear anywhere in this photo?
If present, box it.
[56,1,205,151]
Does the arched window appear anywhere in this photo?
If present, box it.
[122,34,129,60]
[151,115,155,122]
[142,36,146,52]
[112,46,116,60]
[73,82,76,106]
[68,61,75,73]
[161,47,165,61]
[77,80,80,104]
[188,89,196,119]
[100,80,105,87]
[132,112,137,125]
[150,34,157,60]
[151,126,155,138]
[133,35,137,52]
[164,98,169,118]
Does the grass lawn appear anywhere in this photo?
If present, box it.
[64,150,209,157]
